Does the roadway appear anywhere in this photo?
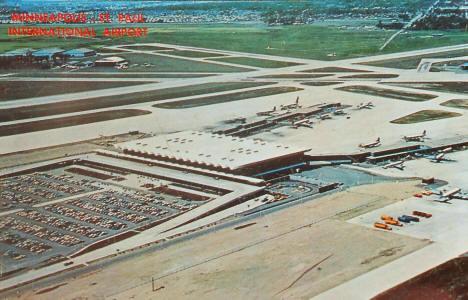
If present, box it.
[314,149,468,299]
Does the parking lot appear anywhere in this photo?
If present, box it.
[0,168,203,275]
[0,173,99,212]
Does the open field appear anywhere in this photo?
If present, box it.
[254,74,331,79]
[141,26,468,61]
[0,81,147,101]
[3,25,468,61]
[85,53,251,73]
[9,180,429,300]
[339,74,399,79]
[120,45,173,51]
[391,110,462,124]
[302,67,372,73]
[0,109,151,136]
[337,85,438,101]
[209,56,302,68]
[440,99,468,109]
[360,48,468,69]
[386,82,468,95]
[373,257,468,300]
[153,86,303,109]
[13,73,216,79]
[0,82,273,122]
[301,81,344,86]
[96,48,129,53]
[168,50,226,58]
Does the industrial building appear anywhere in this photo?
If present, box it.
[115,131,310,175]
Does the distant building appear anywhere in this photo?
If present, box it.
[32,48,65,59]
[63,48,97,57]
[76,61,94,68]
[5,48,36,57]
[0,48,36,67]
[95,56,127,66]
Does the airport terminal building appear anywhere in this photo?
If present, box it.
[115,131,310,175]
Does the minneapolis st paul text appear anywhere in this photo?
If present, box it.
[8,13,148,37]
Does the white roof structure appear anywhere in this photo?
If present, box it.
[115,131,310,172]
[95,56,126,63]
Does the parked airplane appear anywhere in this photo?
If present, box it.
[356,102,374,109]
[382,160,405,170]
[318,114,331,120]
[403,130,427,142]
[441,147,453,153]
[435,188,468,202]
[333,109,346,115]
[430,152,455,163]
[359,137,381,148]
[257,106,277,116]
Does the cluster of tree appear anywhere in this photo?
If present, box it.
[411,15,467,30]
[377,20,404,29]
[262,9,314,25]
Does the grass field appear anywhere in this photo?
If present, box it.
[15,73,216,79]
[440,99,468,109]
[97,48,129,53]
[254,74,331,79]
[141,25,468,61]
[209,56,301,68]
[0,109,151,136]
[339,74,399,79]
[301,81,344,86]
[120,45,173,51]
[301,67,372,73]
[360,48,468,69]
[154,86,302,109]
[84,53,251,73]
[385,82,468,95]
[0,82,274,122]
[168,50,226,58]
[2,24,468,61]
[337,85,437,101]
[0,81,148,101]
[391,110,462,124]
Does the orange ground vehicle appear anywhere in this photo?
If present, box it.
[413,211,432,218]
[385,219,403,226]
[374,222,392,230]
